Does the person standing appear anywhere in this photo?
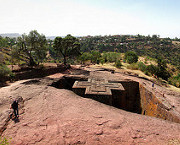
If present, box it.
[152,83,155,88]
[11,99,19,118]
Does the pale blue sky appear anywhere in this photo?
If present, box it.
[0,0,180,38]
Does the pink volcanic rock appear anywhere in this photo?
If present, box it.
[0,76,180,144]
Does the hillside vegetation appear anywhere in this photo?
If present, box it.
[0,31,179,88]
[79,35,180,69]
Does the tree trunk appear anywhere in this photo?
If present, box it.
[63,56,66,66]
[29,56,36,66]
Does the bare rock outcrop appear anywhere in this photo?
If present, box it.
[0,71,180,144]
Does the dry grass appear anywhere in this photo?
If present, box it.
[90,63,116,69]
[138,56,157,65]
[89,62,180,93]
[172,41,180,45]
[91,62,152,80]
[168,84,180,93]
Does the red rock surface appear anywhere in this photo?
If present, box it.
[0,67,180,145]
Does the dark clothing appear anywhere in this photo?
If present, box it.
[13,108,19,118]
[11,101,19,118]
[11,101,18,109]
[152,83,154,87]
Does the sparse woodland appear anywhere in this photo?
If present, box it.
[0,31,180,87]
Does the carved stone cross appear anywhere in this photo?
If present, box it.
[72,78,125,96]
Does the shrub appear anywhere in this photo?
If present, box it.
[146,64,158,76]
[0,64,12,77]
[174,73,180,80]
[102,52,121,63]
[9,72,15,82]
[144,70,150,76]
[38,64,44,69]
[115,60,122,68]
[0,136,10,145]
[156,67,171,81]
[91,50,101,63]
[138,62,146,72]
[100,59,105,65]
[124,51,138,64]
[168,73,180,87]
[156,57,171,80]
[127,63,138,70]
[79,52,92,64]
[5,60,11,65]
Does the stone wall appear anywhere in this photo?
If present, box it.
[52,76,180,123]
[120,81,141,114]
[139,84,180,123]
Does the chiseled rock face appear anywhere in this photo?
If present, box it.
[0,78,180,145]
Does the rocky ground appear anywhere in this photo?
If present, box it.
[0,66,180,145]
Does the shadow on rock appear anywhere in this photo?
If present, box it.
[12,117,20,123]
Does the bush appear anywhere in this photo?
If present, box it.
[156,57,171,80]
[168,73,180,87]
[124,51,138,64]
[156,67,171,81]
[115,60,122,68]
[91,50,101,63]
[79,52,92,64]
[0,136,10,145]
[138,62,146,72]
[0,64,12,77]
[100,59,105,65]
[127,63,138,70]
[9,72,15,82]
[146,64,158,76]
[102,52,121,63]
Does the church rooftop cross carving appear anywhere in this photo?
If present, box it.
[72,78,125,96]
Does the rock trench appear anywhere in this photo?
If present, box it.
[0,68,180,144]
[51,71,180,123]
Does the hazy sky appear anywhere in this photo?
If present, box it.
[0,0,180,38]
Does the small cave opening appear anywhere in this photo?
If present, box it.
[51,76,142,115]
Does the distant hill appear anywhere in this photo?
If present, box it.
[0,33,57,40]
[79,35,180,69]
[46,36,57,40]
[46,36,81,40]
[0,33,81,40]
[0,33,21,38]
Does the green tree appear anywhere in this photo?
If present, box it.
[107,52,118,62]
[156,57,170,80]
[138,62,146,72]
[0,36,9,48]
[115,60,122,68]
[100,58,105,65]
[91,50,101,63]
[146,64,158,76]
[152,34,158,40]
[168,73,180,87]
[53,34,80,65]
[0,53,4,64]
[125,51,138,64]
[14,30,47,66]
[79,52,92,64]
[0,64,12,78]
[102,52,108,62]
[102,52,121,63]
